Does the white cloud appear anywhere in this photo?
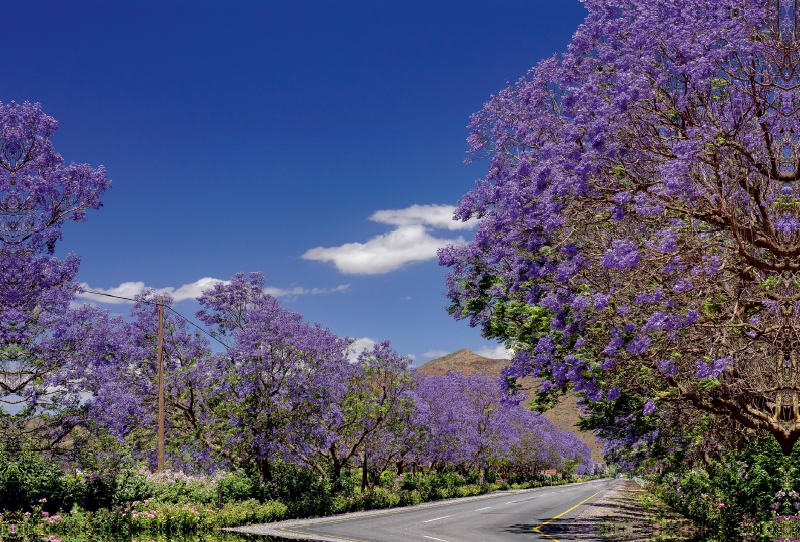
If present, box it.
[304,221,472,275]
[370,204,477,230]
[170,277,230,301]
[346,337,415,363]
[80,278,349,304]
[77,281,149,304]
[348,337,377,362]
[264,284,350,297]
[302,204,478,275]
[78,277,227,304]
[475,345,512,360]
[424,349,450,358]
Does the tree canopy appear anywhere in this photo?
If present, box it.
[0,102,593,479]
[0,101,110,451]
[441,0,800,457]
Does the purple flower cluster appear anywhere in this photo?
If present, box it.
[413,372,592,474]
[440,0,800,457]
[0,102,110,449]
[69,272,591,477]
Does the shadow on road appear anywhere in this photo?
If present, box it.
[504,516,701,541]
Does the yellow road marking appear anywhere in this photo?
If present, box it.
[532,490,602,541]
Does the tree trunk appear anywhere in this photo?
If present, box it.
[361,451,368,493]
[332,459,342,481]
[258,459,272,486]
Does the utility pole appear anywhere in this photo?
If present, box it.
[157,302,165,471]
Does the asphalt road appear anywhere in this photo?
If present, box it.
[274,478,619,542]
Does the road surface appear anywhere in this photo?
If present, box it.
[243,478,619,542]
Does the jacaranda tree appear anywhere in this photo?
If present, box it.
[76,291,214,471]
[441,0,800,456]
[0,102,110,452]
[414,372,591,474]
[299,340,415,484]
[196,273,354,483]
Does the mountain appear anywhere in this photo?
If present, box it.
[416,348,603,461]
[415,348,509,377]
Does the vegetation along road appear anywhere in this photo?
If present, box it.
[237,478,618,542]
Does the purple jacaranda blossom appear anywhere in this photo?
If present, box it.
[304,339,416,483]
[658,359,677,377]
[593,293,611,310]
[0,102,110,448]
[673,278,694,292]
[439,0,800,459]
[626,336,651,355]
[601,240,641,270]
[775,214,800,234]
[711,357,731,377]
[695,361,712,380]
[613,191,632,205]
[194,273,355,480]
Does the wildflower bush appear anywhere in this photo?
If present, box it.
[645,436,800,540]
[125,470,221,505]
[0,451,116,514]
[0,450,69,513]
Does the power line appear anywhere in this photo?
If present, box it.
[81,289,229,349]
[165,305,230,349]
[81,290,151,304]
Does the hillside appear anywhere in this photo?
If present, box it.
[416,349,603,461]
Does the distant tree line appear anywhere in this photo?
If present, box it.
[0,101,591,486]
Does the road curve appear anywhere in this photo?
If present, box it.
[236,478,620,542]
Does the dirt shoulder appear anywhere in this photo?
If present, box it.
[540,480,697,541]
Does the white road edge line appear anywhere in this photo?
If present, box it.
[423,516,450,523]
[424,536,452,542]
[475,506,492,511]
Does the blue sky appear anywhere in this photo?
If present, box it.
[5,0,587,363]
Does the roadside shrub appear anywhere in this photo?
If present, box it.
[62,473,116,511]
[421,472,465,490]
[217,472,253,503]
[378,471,397,489]
[399,473,421,491]
[330,493,356,514]
[0,453,119,513]
[113,468,151,506]
[45,499,289,535]
[363,487,400,510]
[648,436,798,538]
[397,489,422,506]
[0,450,68,513]
[144,470,218,505]
[255,462,337,503]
